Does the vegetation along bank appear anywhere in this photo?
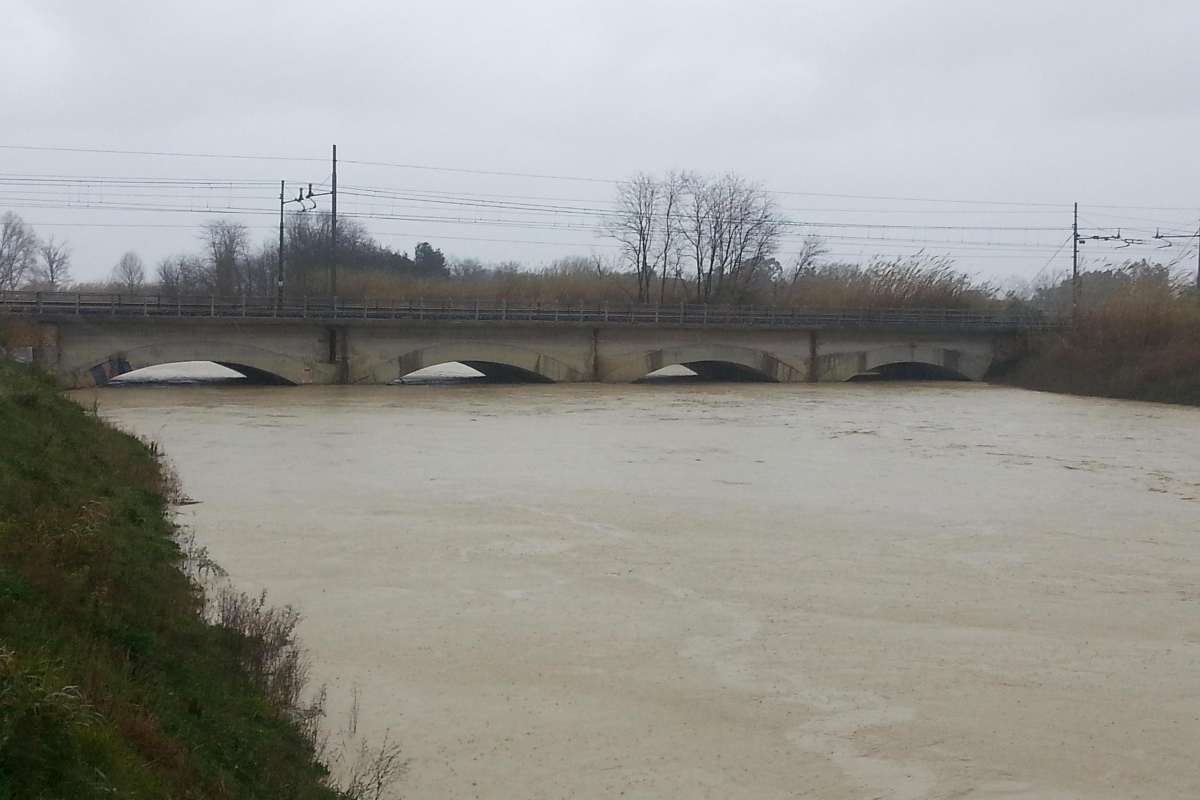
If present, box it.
[0,359,366,799]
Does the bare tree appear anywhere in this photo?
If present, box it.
[33,236,72,289]
[0,212,39,290]
[607,173,660,303]
[157,254,213,297]
[788,235,828,286]
[679,173,783,302]
[679,171,711,302]
[605,172,690,304]
[656,171,684,303]
[202,219,250,296]
[449,257,488,280]
[112,251,146,292]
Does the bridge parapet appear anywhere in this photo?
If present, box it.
[0,291,1062,334]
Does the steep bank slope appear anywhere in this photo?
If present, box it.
[0,362,338,799]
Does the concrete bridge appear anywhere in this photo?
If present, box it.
[1,292,1053,388]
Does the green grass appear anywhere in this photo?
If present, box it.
[0,361,341,799]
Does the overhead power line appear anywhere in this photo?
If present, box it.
[0,144,326,163]
[10,142,1195,211]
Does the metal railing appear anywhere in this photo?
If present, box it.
[0,291,1063,332]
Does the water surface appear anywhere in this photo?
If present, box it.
[87,382,1200,799]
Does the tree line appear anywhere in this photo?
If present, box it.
[0,210,451,297]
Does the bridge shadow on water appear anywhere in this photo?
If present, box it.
[847,361,970,382]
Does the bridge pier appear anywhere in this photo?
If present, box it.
[328,326,350,385]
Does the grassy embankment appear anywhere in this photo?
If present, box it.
[996,287,1200,406]
[0,360,350,799]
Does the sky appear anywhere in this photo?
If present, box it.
[4,0,1200,286]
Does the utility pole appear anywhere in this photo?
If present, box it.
[278,181,285,307]
[331,144,338,297]
[1072,202,1079,322]
[277,182,307,307]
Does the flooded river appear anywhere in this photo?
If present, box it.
[85,380,1200,799]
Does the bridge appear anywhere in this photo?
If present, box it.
[0,291,1057,388]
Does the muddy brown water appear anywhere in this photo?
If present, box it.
[82,377,1200,799]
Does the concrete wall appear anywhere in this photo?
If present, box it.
[42,319,339,387]
[37,318,1001,387]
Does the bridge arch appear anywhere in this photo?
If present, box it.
[371,341,584,384]
[67,340,314,387]
[820,343,988,382]
[603,343,806,383]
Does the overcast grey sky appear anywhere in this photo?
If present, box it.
[4,0,1200,284]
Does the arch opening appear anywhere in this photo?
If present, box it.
[399,361,553,384]
[847,361,970,382]
[637,361,774,383]
[105,360,295,386]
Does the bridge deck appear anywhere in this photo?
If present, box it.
[1,291,1061,333]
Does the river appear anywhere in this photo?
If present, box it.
[84,379,1200,799]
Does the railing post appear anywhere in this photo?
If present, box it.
[35,291,42,314]
[75,292,80,315]
[475,298,480,321]
[242,294,247,317]
[703,304,708,325]
[418,298,423,320]
[604,302,609,322]
[112,294,118,316]
[501,299,507,321]
[177,296,182,317]
[363,296,368,319]
[210,296,215,317]
[144,296,149,316]
[333,296,338,319]
[303,296,308,319]
[654,304,659,323]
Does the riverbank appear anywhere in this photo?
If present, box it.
[0,361,340,799]
[995,301,1200,405]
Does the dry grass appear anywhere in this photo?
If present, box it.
[296,254,1003,310]
[213,588,313,714]
[772,256,998,309]
[1001,276,1200,404]
[329,264,646,306]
